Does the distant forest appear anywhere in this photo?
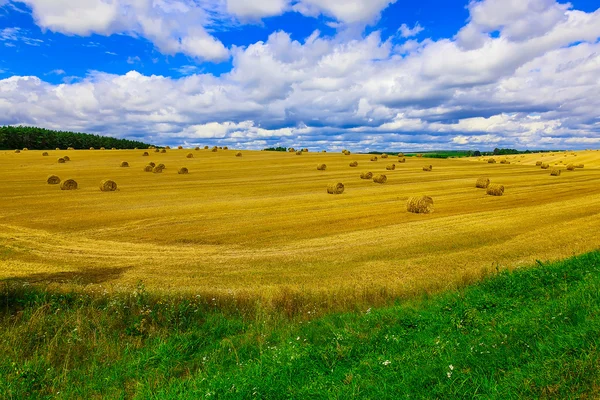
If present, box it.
[0,126,152,150]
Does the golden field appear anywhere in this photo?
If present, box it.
[1,148,600,307]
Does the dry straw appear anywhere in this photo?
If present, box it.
[100,180,117,191]
[120,161,129,167]
[42,152,49,156]
[476,177,490,188]
[566,164,575,171]
[381,154,389,158]
[576,164,584,168]
[14,149,20,153]
[486,184,504,196]
[90,147,95,150]
[153,166,164,173]
[296,151,303,155]
[178,167,189,174]
[386,164,396,170]
[535,161,542,166]
[417,154,423,158]
[236,152,242,157]
[500,159,510,164]
[195,146,200,150]
[165,146,171,150]
[155,149,160,153]
[317,164,327,170]
[370,156,378,161]
[223,146,229,150]
[57,157,66,163]
[60,179,78,190]
[327,182,345,194]
[373,174,387,184]
[111,147,116,150]
[398,152,404,157]
[55,148,60,150]
[67,147,74,150]
[407,196,434,214]
[143,152,149,156]
[144,165,153,172]
[423,165,432,171]
[23,148,28,151]
[398,158,406,163]
[47,175,61,185]
[178,146,183,149]
[550,169,561,176]
[488,159,496,164]
[148,162,156,167]
[204,146,209,149]
[63,156,70,161]
[157,163,166,169]
[360,172,373,179]
[349,161,358,167]
[186,153,194,158]
[100,147,105,150]
[212,147,218,152]
[541,163,550,169]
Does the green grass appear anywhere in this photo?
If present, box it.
[1,251,600,399]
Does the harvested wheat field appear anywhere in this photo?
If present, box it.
[1,149,600,307]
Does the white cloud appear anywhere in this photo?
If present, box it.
[48,69,65,75]
[398,22,423,38]
[126,56,141,65]
[226,0,288,19]
[0,27,43,46]
[293,0,397,24]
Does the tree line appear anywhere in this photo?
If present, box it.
[0,126,152,150]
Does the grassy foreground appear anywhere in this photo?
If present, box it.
[2,251,600,398]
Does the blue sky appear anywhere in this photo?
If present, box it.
[1,0,600,150]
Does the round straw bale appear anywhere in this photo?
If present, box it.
[423,165,432,171]
[120,161,129,167]
[57,157,65,163]
[14,149,20,153]
[204,146,209,149]
[55,148,60,150]
[23,148,28,151]
[550,168,561,176]
[370,156,378,161]
[236,152,242,157]
[407,196,434,214]
[153,166,163,173]
[100,147,105,150]
[143,151,149,156]
[486,184,504,196]
[488,158,496,164]
[47,175,61,184]
[535,161,542,166]
[289,148,296,152]
[476,177,490,188]
[541,163,550,169]
[63,155,70,161]
[195,147,200,150]
[186,153,194,158]
[67,147,74,150]
[165,146,171,150]
[398,158,406,163]
[576,164,584,168]
[144,165,153,172]
[111,147,116,150]
[219,146,223,149]
[360,171,373,179]
[178,146,183,149]
[327,182,344,194]
[317,164,327,170]
[417,154,423,158]
[296,151,302,155]
[373,174,387,184]
[223,146,228,150]
[148,162,156,167]
[60,179,78,190]
[100,180,117,191]
[566,164,575,171]
[398,153,404,157]
[381,153,389,158]
[134,147,138,150]
[349,161,358,167]
[90,147,95,150]
[178,167,189,174]
[157,163,166,169]
[148,146,154,149]
[322,150,327,153]
[154,148,160,153]
[386,164,396,170]
[302,148,308,152]
[212,147,218,152]
[42,152,49,156]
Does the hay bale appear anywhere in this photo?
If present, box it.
[153,166,163,173]
[486,184,504,196]
[57,157,66,163]
[423,165,432,171]
[317,164,327,170]
[322,150,327,153]
[178,146,183,150]
[212,147,218,152]
[302,148,308,152]
[576,164,584,168]
[63,156,70,161]
[157,163,166,170]
[42,152,49,156]
[120,161,129,167]
[296,151,302,155]
[111,147,116,150]
[476,177,490,188]
[60,179,78,190]
[398,153,404,157]
[195,147,200,150]
[14,149,20,153]
[488,158,496,164]
[360,172,373,179]
[67,147,74,150]
[204,146,209,149]
[165,146,171,150]
[236,152,242,157]
[566,164,575,171]
[381,154,388,159]
[186,153,194,158]
[143,152,149,156]
[500,159,510,164]
[219,146,223,149]
[327,182,344,194]
[289,148,296,152]
[144,165,153,172]
[407,196,434,214]
[223,146,228,150]
[398,158,406,163]
[373,174,387,184]
[178,167,189,174]
[154,149,160,153]
[22,147,28,151]
[370,156,378,161]
[90,147,95,150]
[148,146,154,149]
[47,175,61,184]
[541,163,550,169]
[55,148,60,150]
[535,161,542,166]
[417,154,423,158]
[148,162,156,167]
[100,147,105,150]
[100,180,117,191]
[550,168,561,176]
[349,161,358,167]
[386,164,396,170]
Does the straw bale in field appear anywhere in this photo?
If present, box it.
[165,146,171,150]
[186,153,194,158]
[47,175,61,184]
[541,163,550,169]
[100,180,117,191]
[120,161,129,167]
[90,147,95,150]
[236,152,242,157]
[195,147,200,150]
[373,174,387,184]
[398,158,406,163]
[500,159,509,164]
[63,156,70,161]
[370,156,378,161]
[407,196,434,214]
[381,154,388,158]
[486,184,504,196]
[417,154,423,158]
[153,166,164,173]
[349,161,358,167]
[23,148,28,151]
[360,172,373,179]
[223,146,228,150]
[60,179,78,190]
[42,152,48,156]
[423,165,432,171]
[386,164,396,170]
[100,147,105,150]
[488,158,496,164]
[550,169,561,176]
[178,146,183,149]
[148,162,156,167]
[327,182,344,194]
[144,165,153,172]
[57,157,66,163]
[317,164,327,170]
[296,151,302,155]
[204,146,209,149]
[178,167,189,174]
[212,147,218,152]
[566,164,575,171]
[398,153,404,157]
[143,152,149,156]
[68,147,74,150]
[56,148,60,150]
[14,149,20,153]
[111,147,116,150]
[157,163,166,169]
[476,177,490,188]
[535,161,542,166]
[576,164,584,168]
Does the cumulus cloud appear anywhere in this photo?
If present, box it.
[1,0,600,150]
[398,22,423,38]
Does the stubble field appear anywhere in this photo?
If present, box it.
[1,148,599,309]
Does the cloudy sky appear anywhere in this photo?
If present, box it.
[1,0,599,151]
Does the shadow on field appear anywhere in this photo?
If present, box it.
[2,266,133,285]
